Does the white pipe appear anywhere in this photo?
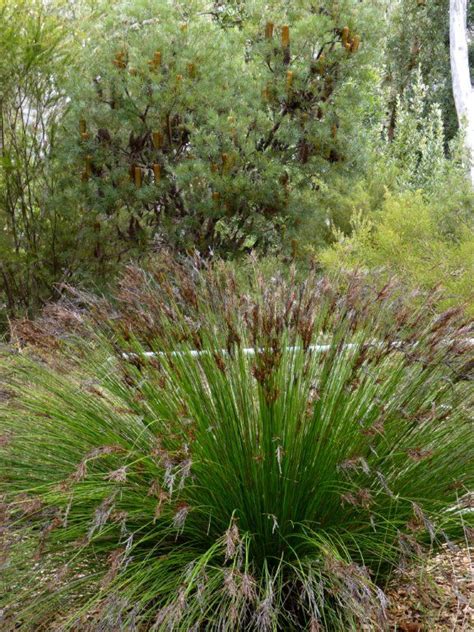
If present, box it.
[121,343,361,361]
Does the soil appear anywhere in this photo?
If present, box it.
[386,545,473,631]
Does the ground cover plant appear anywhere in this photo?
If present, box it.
[0,258,473,630]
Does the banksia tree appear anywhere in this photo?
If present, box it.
[1,258,472,629]
[57,0,383,262]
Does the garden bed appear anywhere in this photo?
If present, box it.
[387,545,473,631]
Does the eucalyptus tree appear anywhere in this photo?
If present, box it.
[450,0,474,185]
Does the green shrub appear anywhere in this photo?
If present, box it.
[296,67,473,262]
[0,0,74,325]
[57,0,384,257]
[1,259,472,630]
[316,69,474,314]
[0,0,388,325]
[319,191,474,314]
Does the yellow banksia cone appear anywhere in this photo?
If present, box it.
[148,51,162,71]
[84,156,92,178]
[187,63,196,78]
[291,238,298,259]
[222,153,235,174]
[341,26,350,46]
[221,153,229,171]
[265,22,274,39]
[228,116,237,141]
[134,166,142,187]
[350,35,360,53]
[113,50,127,69]
[286,70,294,91]
[153,164,161,182]
[281,25,290,48]
[152,132,163,149]
[279,170,289,191]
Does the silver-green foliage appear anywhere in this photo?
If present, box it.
[58,0,383,256]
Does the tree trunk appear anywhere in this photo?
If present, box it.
[450,0,474,186]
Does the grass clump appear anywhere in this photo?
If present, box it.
[1,258,473,630]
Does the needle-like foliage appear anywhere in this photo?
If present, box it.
[1,258,473,630]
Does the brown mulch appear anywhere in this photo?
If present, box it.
[386,545,473,631]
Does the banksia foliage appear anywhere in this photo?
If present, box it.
[64,1,381,256]
[1,259,472,629]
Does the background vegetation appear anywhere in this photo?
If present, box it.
[1,0,472,328]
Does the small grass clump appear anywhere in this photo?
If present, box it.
[1,258,473,630]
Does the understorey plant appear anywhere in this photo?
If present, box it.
[0,258,473,630]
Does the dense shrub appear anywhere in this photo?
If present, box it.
[296,66,474,262]
[1,0,472,330]
[315,66,474,314]
[0,0,387,325]
[320,190,474,314]
[0,0,74,325]
[1,259,472,630]
[56,0,383,259]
